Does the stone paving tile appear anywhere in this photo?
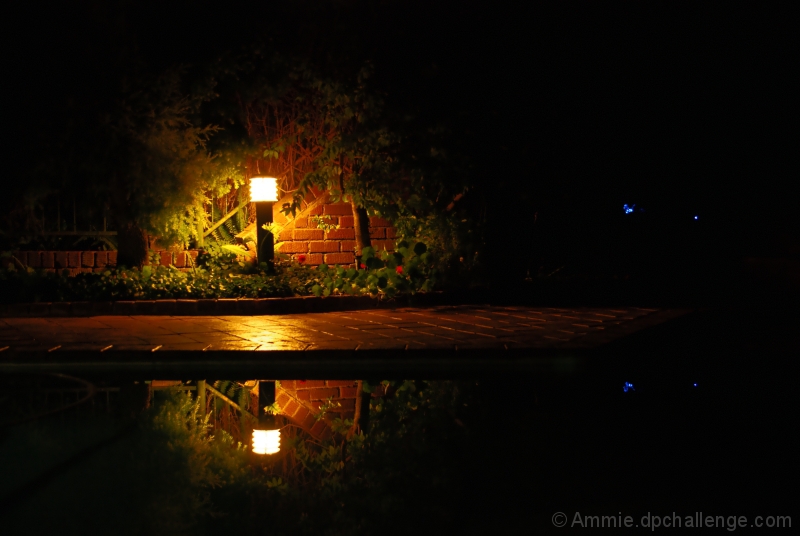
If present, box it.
[254,340,308,351]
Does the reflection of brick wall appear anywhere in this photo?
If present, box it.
[6,250,199,275]
[276,380,387,439]
[274,190,397,267]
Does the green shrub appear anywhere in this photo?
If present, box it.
[0,240,436,303]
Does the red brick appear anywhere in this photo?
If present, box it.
[26,251,42,268]
[276,392,291,407]
[294,229,324,240]
[309,205,324,215]
[95,251,108,267]
[173,252,187,268]
[68,252,81,268]
[324,252,355,265]
[294,217,309,228]
[304,254,324,265]
[300,411,317,430]
[54,252,68,269]
[279,230,293,241]
[310,420,330,438]
[296,390,311,401]
[325,228,355,240]
[339,386,358,398]
[323,203,352,216]
[386,227,399,239]
[340,241,357,253]
[309,387,339,400]
[278,241,309,253]
[326,380,357,387]
[159,251,172,266]
[295,380,326,388]
[337,398,356,411]
[369,228,385,239]
[283,399,300,417]
[107,251,118,266]
[294,406,311,425]
[339,216,354,228]
[369,217,392,227]
[309,241,340,253]
[41,252,54,268]
[78,251,93,267]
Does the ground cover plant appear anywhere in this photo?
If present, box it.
[0,242,435,303]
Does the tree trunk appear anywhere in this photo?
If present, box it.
[116,221,148,268]
[351,200,372,259]
[348,380,372,439]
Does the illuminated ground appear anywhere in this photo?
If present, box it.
[0,306,687,377]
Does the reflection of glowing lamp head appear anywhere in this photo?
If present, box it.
[252,428,281,455]
[250,177,278,202]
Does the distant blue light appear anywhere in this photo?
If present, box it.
[694,215,698,220]
[623,204,635,214]
[623,381,635,393]
[693,383,697,387]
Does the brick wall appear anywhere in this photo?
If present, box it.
[5,249,199,275]
[274,190,397,267]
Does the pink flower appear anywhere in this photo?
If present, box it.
[396,266,403,274]
[360,263,367,270]
[297,254,306,264]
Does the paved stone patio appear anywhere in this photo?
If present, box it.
[0,306,688,377]
[0,305,684,351]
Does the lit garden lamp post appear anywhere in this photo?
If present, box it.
[252,380,281,456]
[250,177,278,269]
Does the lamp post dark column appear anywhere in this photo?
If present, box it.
[249,177,278,269]
[252,380,280,455]
[258,380,276,424]
[255,201,274,267]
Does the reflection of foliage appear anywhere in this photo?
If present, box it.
[4,382,480,534]
[212,381,252,414]
[235,380,473,534]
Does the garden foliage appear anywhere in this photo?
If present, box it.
[0,240,435,303]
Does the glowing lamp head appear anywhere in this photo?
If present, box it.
[250,177,278,202]
[252,428,281,455]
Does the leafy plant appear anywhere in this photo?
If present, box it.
[309,215,340,232]
[0,238,436,303]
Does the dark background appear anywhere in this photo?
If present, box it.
[4,0,796,280]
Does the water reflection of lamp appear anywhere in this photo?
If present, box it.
[253,380,280,455]
[250,177,278,266]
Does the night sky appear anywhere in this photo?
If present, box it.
[4,1,795,270]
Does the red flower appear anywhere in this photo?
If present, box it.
[396,266,403,274]
[297,254,306,264]
[360,263,367,270]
